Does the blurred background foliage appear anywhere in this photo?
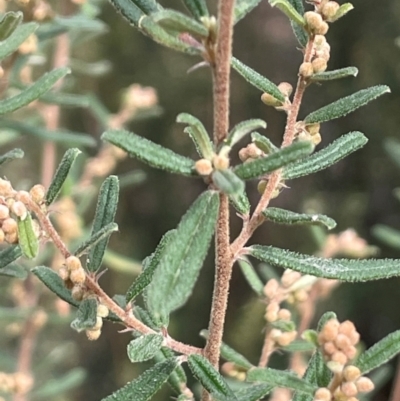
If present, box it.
[1,0,400,400]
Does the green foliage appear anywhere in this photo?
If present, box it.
[372,224,400,250]
[251,132,278,154]
[234,0,263,23]
[311,67,358,82]
[212,169,245,196]
[0,11,23,41]
[238,258,265,296]
[0,148,23,166]
[17,213,39,259]
[127,334,164,363]
[70,298,98,332]
[268,0,305,27]
[235,384,273,401]
[181,0,209,19]
[0,245,22,269]
[226,119,267,147]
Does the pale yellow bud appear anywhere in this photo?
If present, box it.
[71,285,85,301]
[312,57,328,73]
[277,308,291,321]
[321,1,340,21]
[70,267,86,285]
[0,204,9,219]
[5,231,18,244]
[343,366,361,382]
[2,217,17,234]
[18,34,38,55]
[278,82,293,97]
[340,382,358,398]
[304,12,328,35]
[263,279,279,299]
[355,377,374,393]
[11,201,27,220]
[299,62,314,78]
[65,255,82,271]
[0,178,13,196]
[93,316,103,330]
[58,266,69,281]
[261,92,282,107]
[311,133,322,146]
[97,304,109,318]
[314,387,332,401]
[331,351,347,365]
[277,331,297,346]
[29,184,46,204]
[212,155,229,170]
[195,159,213,176]
[86,329,101,341]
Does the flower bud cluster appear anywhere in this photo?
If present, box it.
[238,143,265,163]
[314,1,341,22]
[261,82,293,110]
[86,302,109,341]
[0,371,33,395]
[221,362,246,382]
[59,255,86,293]
[296,122,322,146]
[195,154,230,176]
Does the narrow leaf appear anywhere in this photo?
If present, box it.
[0,245,22,269]
[109,0,145,26]
[70,298,98,332]
[235,140,314,180]
[101,358,178,401]
[248,245,400,282]
[372,225,400,251]
[282,340,316,353]
[17,213,39,259]
[238,258,264,296]
[102,129,196,176]
[235,384,273,401]
[0,22,38,60]
[304,86,390,125]
[231,57,285,103]
[355,330,400,374]
[177,113,214,159]
[251,132,278,154]
[46,148,81,205]
[227,119,267,147]
[0,12,23,41]
[127,334,164,363]
[263,207,337,230]
[146,191,219,324]
[247,367,317,395]
[31,266,79,307]
[0,67,70,115]
[287,0,307,47]
[230,190,251,215]
[87,176,119,272]
[212,169,245,196]
[330,3,353,22]
[74,223,119,257]
[235,0,263,23]
[151,9,208,37]
[181,0,209,19]
[0,264,27,279]
[125,229,176,303]
[269,0,305,27]
[311,67,358,82]
[199,330,254,370]
[0,148,23,166]
[317,312,337,332]
[188,354,238,400]
[284,132,368,180]
[131,0,160,14]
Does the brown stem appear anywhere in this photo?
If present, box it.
[258,327,276,367]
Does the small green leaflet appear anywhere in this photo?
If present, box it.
[311,67,358,82]
[108,0,144,26]
[238,258,264,296]
[181,0,209,19]
[226,119,267,147]
[0,12,23,41]
[0,22,38,60]
[101,358,178,401]
[102,129,196,176]
[263,207,337,230]
[127,334,164,363]
[70,298,98,332]
[0,148,24,167]
[17,213,39,259]
[248,245,400,282]
[268,0,305,27]
[131,0,160,14]
[234,0,262,23]
[304,85,390,125]
[212,169,245,196]
[0,245,22,269]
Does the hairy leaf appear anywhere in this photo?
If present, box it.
[235,384,273,401]
[317,312,337,332]
[226,119,267,147]
[146,191,219,324]
[101,358,178,401]
[356,330,400,374]
[212,169,245,196]
[235,0,263,23]
[0,22,38,60]
[17,213,39,259]
[263,207,336,230]
[235,140,314,180]
[231,57,285,103]
[251,132,278,154]
[0,264,27,279]
[127,334,164,362]
[284,132,368,180]
[0,245,22,269]
[188,354,237,400]
[311,67,358,82]
[249,245,400,282]
[46,148,81,205]
[304,86,390,125]
[287,0,307,46]
[181,0,209,19]
[131,0,160,14]
[230,190,251,215]
[200,330,253,370]
[108,0,144,26]
[0,12,23,41]
[0,67,70,115]
[0,148,23,166]
[330,3,353,22]
[70,298,98,332]
[177,113,214,159]
[238,259,264,296]
[247,367,318,395]
[102,129,196,176]
[87,176,119,272]
[269,0,305,27]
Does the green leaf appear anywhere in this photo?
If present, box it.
[199,330,253,370]
[181,0,209,19]
[304,86,390,125]
[269,0,305,27]
[0,148,23,166]
[355,330,400,374]
[74,223,119,257]
[231,57,285,103]
[17,213,39,259]
[131,0,160,14]
[31,266,79,307]
[151,9,208,37]
[140,17,202,55]
[125,229,176,303]
[271,320,296,332]
[37,92,91,108]
[101,358,178,401]
[371,224,400,251]
[311,67,358,82]
[287,0,307,47]
[263,207,337,230]
[109,0,145,26]
[330,3,353,22]
[146,191,219,324]
[127,334,164,363]
[0,67,70,115]
[70,298,98,332]
[247,367,318,395]
[248,245,400,282]
[0,264,27,279]
[102,129,196,176]
[235,383,273,401]
[0,245,22,269]
[0,12,23,41]
[86,176,119,272]
[282,340,316,353]
[230,190,251,216]
[234,0,263,23]
[238,258,264,296]
[177,113,214,159]
[46,148,81,205]
[0,22,38,60]
[284,132,368,180]
[235,140,314,180]
[212,169,245,196]
[188,354,238,400]
[317,312,337,332]
[226,119,267,147]
[251,132,278,154]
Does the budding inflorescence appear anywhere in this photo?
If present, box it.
[85,302,109,341]
[0,372,33,395]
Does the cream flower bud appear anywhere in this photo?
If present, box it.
[195,159,213,176]
[86,329,101,341]
[65,256,82,271]
[312,57,328,73]
[278,82,293,98]
[70,267,86,285]
[261,93,282,107]
[11,201,27,220]
[2,217,17,234]
[340,382,358,398]
[343,366,361,382]
[71,285,85,301]
[263,279,279,299]
[321,1,340,21]
[29,184,46,204]
[355,377,374,393]
[97,304,109,318]
[212,155,229,170]
[314,387,332,401]
[299,62,314,78]
[0,178,13,196]
[0,204,9,220]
